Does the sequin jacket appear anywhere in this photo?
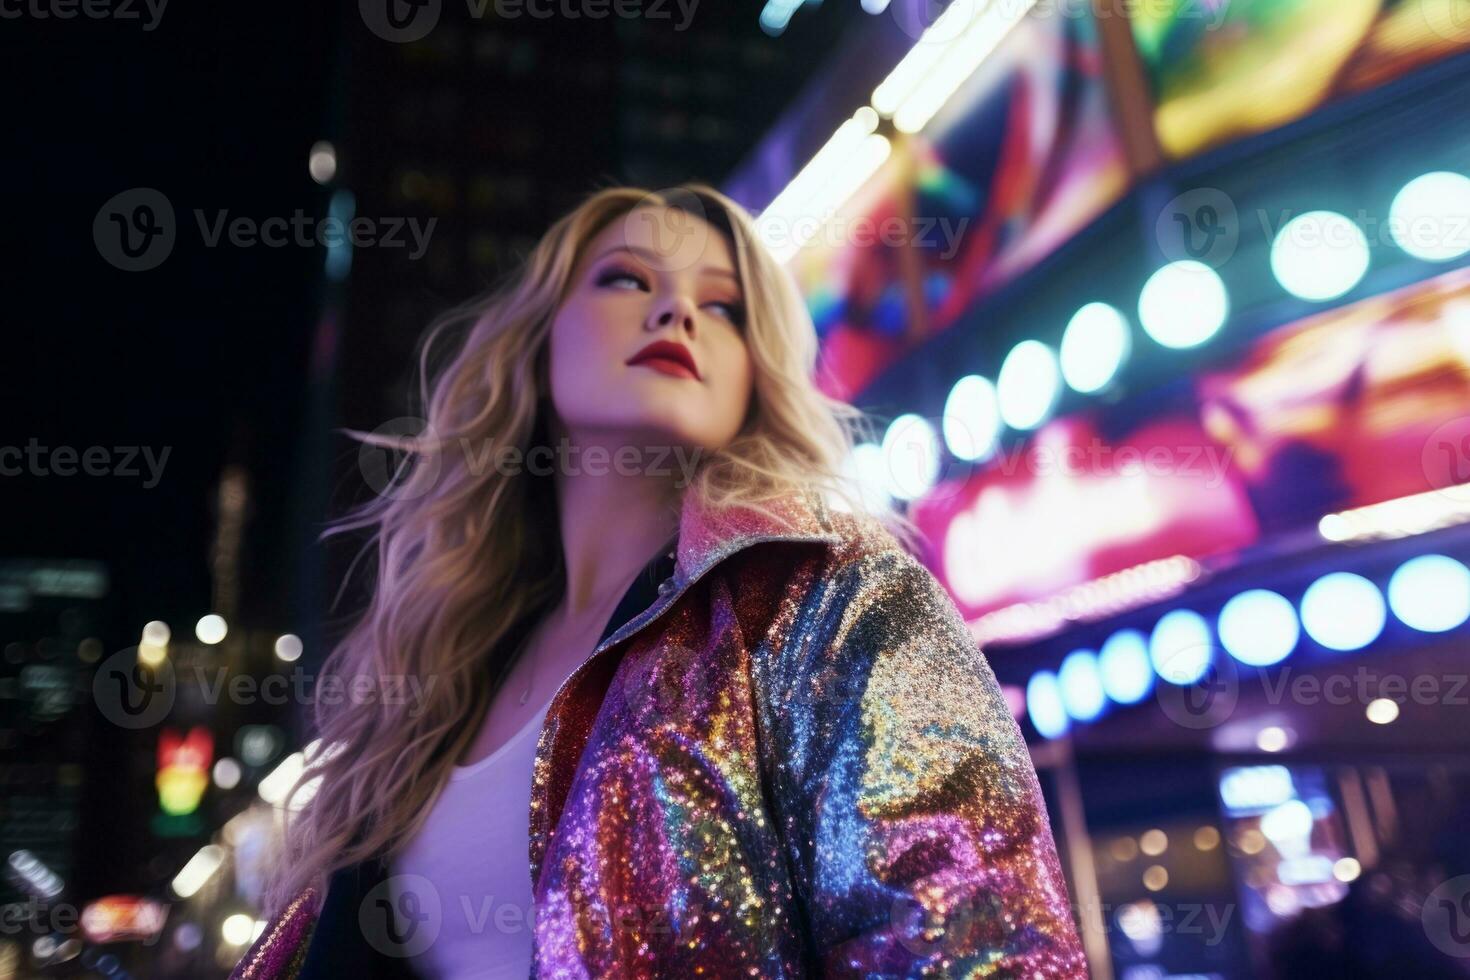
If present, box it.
[230,489,1087,979]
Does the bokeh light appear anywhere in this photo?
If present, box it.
[997,340,1061,430]
[1060,302,1130,393]
[1271,211,1370,301]
[1390,171,1470,261]
[943,374,1002,462]
[1149,609,1213,684]
[1218,590,1299,666]
[1139,261,1229,349]
[1388,554,1470,632]
[1027,671,1069,739]
[1299,572,1386,651]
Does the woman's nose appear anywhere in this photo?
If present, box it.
[648,294,697,336]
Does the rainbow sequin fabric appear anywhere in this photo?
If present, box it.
[232,490,1087,978]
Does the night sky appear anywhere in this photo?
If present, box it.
[8,7,340,638]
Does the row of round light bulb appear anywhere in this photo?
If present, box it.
[141,615,231,647]
[136,617,302,662]
[1271,171,1470,300]
[1026,552,1470,738]
[850,171,1470,508]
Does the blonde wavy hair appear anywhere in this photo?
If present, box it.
[259,182,905,917]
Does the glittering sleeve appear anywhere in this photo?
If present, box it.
[228,886,319,980]
[768,547,1088,977]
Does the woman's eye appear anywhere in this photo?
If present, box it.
[706,301,746,326]
[597,268,646,290]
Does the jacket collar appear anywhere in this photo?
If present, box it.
[674,485,844,585]
[589,487,846,659]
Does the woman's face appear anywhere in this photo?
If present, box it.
[547,205,755,455]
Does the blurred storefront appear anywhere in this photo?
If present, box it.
[726,1,1470,975]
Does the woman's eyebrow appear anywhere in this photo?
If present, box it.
[592,245,739,282]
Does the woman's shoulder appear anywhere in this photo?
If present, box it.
[756,487,923,576]
[807,503,969,624]
[817,502,924,573]
[684,487,928,592]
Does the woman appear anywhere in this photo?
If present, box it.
[230,184,1086,978]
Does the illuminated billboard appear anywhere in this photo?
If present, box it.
[791,6,1130,399]
[912,263,1470,634]
[1133,0,1470,159]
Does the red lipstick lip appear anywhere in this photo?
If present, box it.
[625,340,700,380]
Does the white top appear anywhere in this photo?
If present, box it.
[390,696,554,979]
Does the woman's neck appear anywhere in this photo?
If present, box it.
[550,429,682,618]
